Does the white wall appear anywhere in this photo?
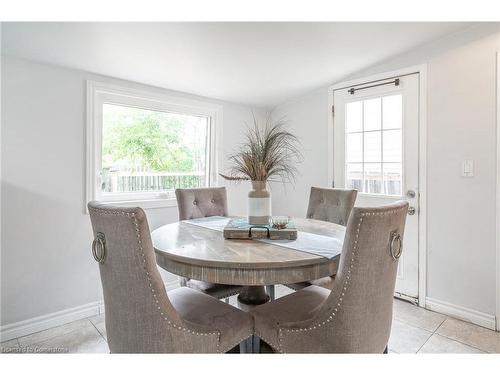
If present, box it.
[0,56,262,327]
[424,34,498,316]
[2,24,499,333]
[269,89,330,217]
[271,26,500,319]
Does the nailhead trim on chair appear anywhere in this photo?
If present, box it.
[276,207,406,353]
[89,206,222,352]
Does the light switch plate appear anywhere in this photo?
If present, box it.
[462,159,474,177]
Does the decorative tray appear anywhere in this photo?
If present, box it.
[223,218,297,240]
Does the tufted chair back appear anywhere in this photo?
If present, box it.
[175,187,229,220]
[87,201,220,353]
[279,201,409,353]
[306,187,357,226]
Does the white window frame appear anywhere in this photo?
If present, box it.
[86,80,223,211]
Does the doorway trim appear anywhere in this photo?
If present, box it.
[327,64,428,307]
[496,52,500,331]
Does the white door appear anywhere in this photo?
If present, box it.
[333,74,420,302]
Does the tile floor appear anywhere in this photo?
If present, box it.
[1,285,499,354]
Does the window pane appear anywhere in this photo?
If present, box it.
[344,94,404,196]
[383,163,402,196]
[383,95,402,129]
[345,101,362,133]
[363,98,381,131]
[101,103,209,194]
[383,129,402,162]
[364,163,382,194]
[346,133,363,162]
[346,163,363,192]
[364,131,381,162]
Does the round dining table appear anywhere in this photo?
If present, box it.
[152,217,346,306]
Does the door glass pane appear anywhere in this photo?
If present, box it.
[383,163,402,195]
[346,133,363,162]
[383,95,402,129]
[363,98,381,131]
[343,93,403,196]
[383,129,402,162]
[364,163,382,194]
[346,101,362,133]
[346,163,363,191]
[364,131,381,162]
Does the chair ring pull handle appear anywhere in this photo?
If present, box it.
[390,233,402,260]
[92,232,106,264]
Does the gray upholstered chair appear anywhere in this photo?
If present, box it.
[176,186,229,220]
[287,187,357,291]
[252,201,408,353]
[306,187,358,225]
[175,187,242,301]
[88,201,253,353]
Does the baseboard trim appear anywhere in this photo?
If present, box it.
[0,301,100,342]
[426,297,496,330]
[1,280,181,342]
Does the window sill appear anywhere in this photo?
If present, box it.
[95,198,178,210]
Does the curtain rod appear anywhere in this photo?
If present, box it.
[347,78,399,95]
[332,71,420,93]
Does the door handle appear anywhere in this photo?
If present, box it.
[408,206,416,216]
[406,190,416,199]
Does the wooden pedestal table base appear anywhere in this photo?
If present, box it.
[237,286,270,310]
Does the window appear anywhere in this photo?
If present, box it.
[344,94,402,196]
[86,81,222,209]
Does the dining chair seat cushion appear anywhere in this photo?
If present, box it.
[286,275,336,291]
[252,285,329,350]
[186,279,242,299]
[168,286,253,353]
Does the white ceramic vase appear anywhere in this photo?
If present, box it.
[248,180,271,225]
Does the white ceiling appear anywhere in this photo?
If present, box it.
[2,22,475,107]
